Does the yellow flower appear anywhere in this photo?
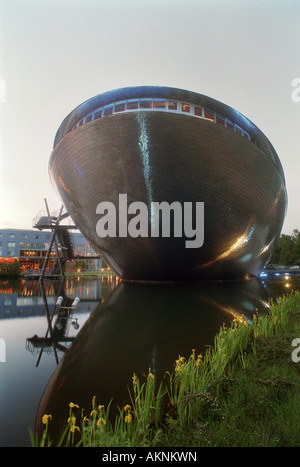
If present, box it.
[124,404,131,412]
[70,425,80,433]
[97,417,106,426]
[125,413,132,424]
[83,416,89,422]
[196,354,203,367]
[98,404,105,413]
[148,367,154,379]
[42,414,52,425]
[69,402,79,409]
[90,410,97,417]
[132,373,137,385]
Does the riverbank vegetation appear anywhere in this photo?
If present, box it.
[34,290,300,447]
[0,259,21,277]
[269,229,300,266]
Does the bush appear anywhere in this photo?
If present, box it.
[0,259,21,277]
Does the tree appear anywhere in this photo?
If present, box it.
[292,229,300,264]
[269,230,300,265]
[10,259,21,276]
[0,259,21,277]
[74,259,87,272]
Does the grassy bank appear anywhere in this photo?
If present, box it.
[35,291,300,447]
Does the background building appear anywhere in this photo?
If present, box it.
[0,228,102,273]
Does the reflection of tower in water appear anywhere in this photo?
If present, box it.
[26,281,81,366]
[25,277,117,366]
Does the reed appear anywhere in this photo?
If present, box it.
[34,290,300,447]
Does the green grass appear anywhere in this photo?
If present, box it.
[34,290,300,447]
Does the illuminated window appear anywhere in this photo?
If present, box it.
[216,114,225,125]
[9,234,15,239]
[194,106,203,117]
[140,98,153,109]
[94,108,103,119]
[153,98,166,110]
[168,101,177,111]
[114,101,126,112]
[70,98,255,151]
[85,113,93,123]
[126,99,139,110]
[225,119,234,131]
[204,109,215,121]
[182,103,190,113]
[103,104,113,116]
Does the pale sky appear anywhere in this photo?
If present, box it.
[0,0,299,234]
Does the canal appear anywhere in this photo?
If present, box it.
[0,274,299,446]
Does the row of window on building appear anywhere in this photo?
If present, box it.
[0,241,94,258]
[0,242,51,257]
[0,232,47,240]
[71,98,251,141]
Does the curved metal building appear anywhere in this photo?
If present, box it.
[49,86,287,281]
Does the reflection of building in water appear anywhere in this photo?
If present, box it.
[64,275,120,300]
[0,228,101,273]
[0,279,104,320]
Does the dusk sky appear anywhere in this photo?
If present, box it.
[1,0,299,234]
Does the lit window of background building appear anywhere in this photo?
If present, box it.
[0,229,102,272]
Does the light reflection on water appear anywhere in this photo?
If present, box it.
[0,275,299,446]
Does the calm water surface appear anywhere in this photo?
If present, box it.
[0,274,299,446]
